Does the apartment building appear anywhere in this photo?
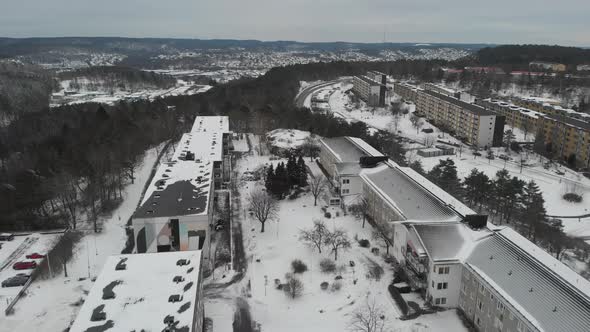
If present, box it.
[477,99,544,135]
[132,116,232,262]
[423,83,457,97]
[352,75,387,107]
[393,82,421,103]
[478,98,590,168]
[318,136,590,331]
[417,90,502,148]
[513,97,590,123]
[368,70,387,85]
[69,251,205,332]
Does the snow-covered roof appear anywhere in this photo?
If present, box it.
[69,251,202,332]
[136,158,213,219]
[422,90,495,116]
[361,163,462,222]
[173,132,224,162]
[411,223,490,262]
[334,162,362,176]
[320,136,382,163]
[190,115,229,133]
[466,228,590,332]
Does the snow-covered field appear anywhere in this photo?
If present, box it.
[51,79,212,107]
[204,134,467,332]
[266,128,312,150]
[0,146,162,331]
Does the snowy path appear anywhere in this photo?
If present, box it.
[0,146,162,332]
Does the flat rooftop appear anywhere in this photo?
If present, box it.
[361,163,462,222]
[69,251,202,332]
[321,136,383,163]
[422,90,495,116]
[355,75,385,87]
[190,115,229,133]
[135,158,213,219]
[173,132,224,162]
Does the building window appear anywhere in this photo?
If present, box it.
[437,282,448,290]
[432,281,435,288]
[435,298,447,305]
[478,299,484,311]
[476,316,481,327]
[438,266,450,274]
[342,179,350,184]
[517,320,524,332]
[479,284,485,294]
[342,189,349,194]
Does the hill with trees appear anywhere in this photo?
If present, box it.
[475,44,590,69]
[57,66,176,92]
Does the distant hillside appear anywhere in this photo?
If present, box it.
[57,66,176,92]
[0,60,53,124]
[476,45,590,68]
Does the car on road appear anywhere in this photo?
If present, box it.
[498,154,511,161]
[0,233,14,241]
[13,261,37,270]
[1,274,30,288]
[26,253,45,259]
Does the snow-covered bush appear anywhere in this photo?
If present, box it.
[331,281,342,292]
[291,259,308,273]
[563,192,583,203]
[320,282,329,290]
[320,258,336,273]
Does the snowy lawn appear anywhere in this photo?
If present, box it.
[0,146,163,332]
[205,136,468,332]
[266,129,312,150]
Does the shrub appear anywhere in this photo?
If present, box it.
[367,264,384,281]
[563,192,583,203]
[319,258,336,273]
[291,259,308,273]
[331,281,342,292]
[388,284,409,316]
[358,239,370,248]
[320,282,329,290]
[285,277,304,298]
[324,212,332,218]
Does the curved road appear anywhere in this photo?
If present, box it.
[294,79,349,108]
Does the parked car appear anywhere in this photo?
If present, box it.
[1,274,30,287]
[555,170,565,175]
[473,152,482,157]
[13,261,37,270]
[498,154,511,161]
[26,253,45,259]
[0,233,14,241]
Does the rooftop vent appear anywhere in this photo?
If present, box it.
[168,294,183,303]
[163,315,175,325]
[173,276,185,283]
[115,258,128,271]
[90,304,107,321]
[508,270,512,276]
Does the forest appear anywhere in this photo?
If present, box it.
[57,66,177,92]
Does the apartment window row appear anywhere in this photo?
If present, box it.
[342,178,350,184]
[435,266,450,274]
[434,297,447,305]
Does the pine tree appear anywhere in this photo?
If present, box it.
[286,155,298,187]
[265,164,275,193]
[297,155,308,186]
[519,180,546,241]
[428,158,462,197]
[274,162,290,199]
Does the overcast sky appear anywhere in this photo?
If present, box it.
[1,0,588,46]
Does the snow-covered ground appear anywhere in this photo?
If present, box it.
[51,79,212,107]
[266,129,312,150]
[0,146,163,331]
[204,134,467,332]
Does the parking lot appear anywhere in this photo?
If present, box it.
[0,233,61,313]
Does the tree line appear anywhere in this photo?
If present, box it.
[416,158,574,259]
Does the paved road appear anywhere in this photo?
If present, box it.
[294,79,346,108]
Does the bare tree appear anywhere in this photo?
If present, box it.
[388,114,401,133]
[325,229,351,260]
[285,276,304,299]
[372,227,393,255]
[308,175,328,206]
[248,191,278,233]
[299,219,329,253]
[302,135,319,162]
[55,172,79,230]
[348,297,388,332]
[349,197,370,228]
[410,114,423,134]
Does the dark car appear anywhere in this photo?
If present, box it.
[1,274,29,288]
[0,233,14,241]
[498,154,511,161]
[26,253,45,260]
[13,261,37,270]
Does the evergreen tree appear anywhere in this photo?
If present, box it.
[409,160,425,175]
[265,164,275,193]
[519,180,546,241]
[274,162,290,199]
[428,158,462,197]
[286,155,298,187]
[297,155,308,186]
[463,169,491,209]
